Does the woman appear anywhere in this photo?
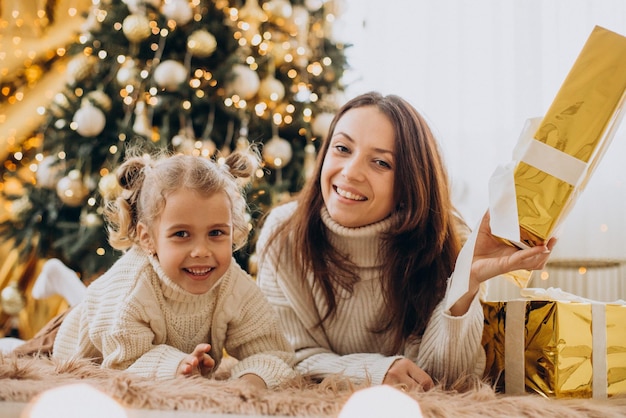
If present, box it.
[255,91,554,391]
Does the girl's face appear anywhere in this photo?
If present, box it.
[320,106,396,228]
[139,188,233,294]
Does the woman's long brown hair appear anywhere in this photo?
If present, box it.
[265,92,464,354]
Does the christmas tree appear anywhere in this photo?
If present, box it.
[0,0,348,288]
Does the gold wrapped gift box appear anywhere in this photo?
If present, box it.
[482,299,626,398]
[512,25,626,247]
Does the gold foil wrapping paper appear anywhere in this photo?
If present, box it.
[482,300,626,398]
[514,25,626,246]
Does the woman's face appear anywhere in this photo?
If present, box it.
[320,106,396,228]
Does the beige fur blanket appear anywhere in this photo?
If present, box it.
[1,354,625,417]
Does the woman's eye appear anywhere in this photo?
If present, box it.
[375,159,392,169]
[334,144,349,153]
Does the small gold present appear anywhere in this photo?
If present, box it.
[482,295,626,399]
[514,25,626,247]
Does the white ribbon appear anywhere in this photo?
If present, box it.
[488,117,590,248]
[504,287,626,399]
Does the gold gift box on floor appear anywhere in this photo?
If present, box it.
[482,299,626,399]
[511,25,626,247]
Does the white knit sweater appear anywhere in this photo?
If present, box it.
[256,201,485,385]
[53,246,295,387]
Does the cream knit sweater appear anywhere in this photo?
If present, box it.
[256,201,485,386]
[53,246,295,387]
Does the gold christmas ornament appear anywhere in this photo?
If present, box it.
[263,0,293,23]
[262,135,293,168]
[73,103,107,137]
[66,54,97,85]
[227,64,260,100]
[238,0,267,25]
[153,60,188,91]
[187,30,218,57]
[0,282,25,316]
[258,74,285,102]
[3,177,25,198]
[162,0,194,26]
[56,170,89,207]
[24,65,44,85]
[122,14,152,43]
[98,173,122,200]
[84,90,113,112]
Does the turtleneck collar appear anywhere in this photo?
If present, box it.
[320,206,394,268]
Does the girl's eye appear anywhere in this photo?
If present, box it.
[174,231,189,238]
[209,230,224,237]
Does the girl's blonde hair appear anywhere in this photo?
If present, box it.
[104,149,258,252]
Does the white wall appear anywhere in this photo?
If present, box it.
[336,0,626,261]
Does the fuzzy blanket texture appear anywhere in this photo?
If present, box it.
[1,354,625,417]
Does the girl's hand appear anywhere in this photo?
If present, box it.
[382,358,434,392]
[177,343,215,377]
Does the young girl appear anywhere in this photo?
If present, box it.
[255,92,555,391]
[51,150,295,389]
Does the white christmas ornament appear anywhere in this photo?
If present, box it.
[36,156,66,189]
[0,283,24,315]
[338,386,423,418]
[262,135,292,168]
[162,0,193,26]
[311,112,335,137]
[304,0,324,12]
[73,103,106,137]
[122,14,152,43]
[56,170,89,207]
[258,75,285,102]
[153,60,188,90]
[187,30,217,57]
[133,100,153,137]
[227,64,260,100]
[116,59,139,86]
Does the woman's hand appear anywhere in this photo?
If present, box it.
[382,358,434,391]
[471,211,557,286]
[235,373,267,390]
[449,211,557,317]
[177,343,215,377]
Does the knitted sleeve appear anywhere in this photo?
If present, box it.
[100,303,187,380]
[224,273,296,388]
[410,294,486,384]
